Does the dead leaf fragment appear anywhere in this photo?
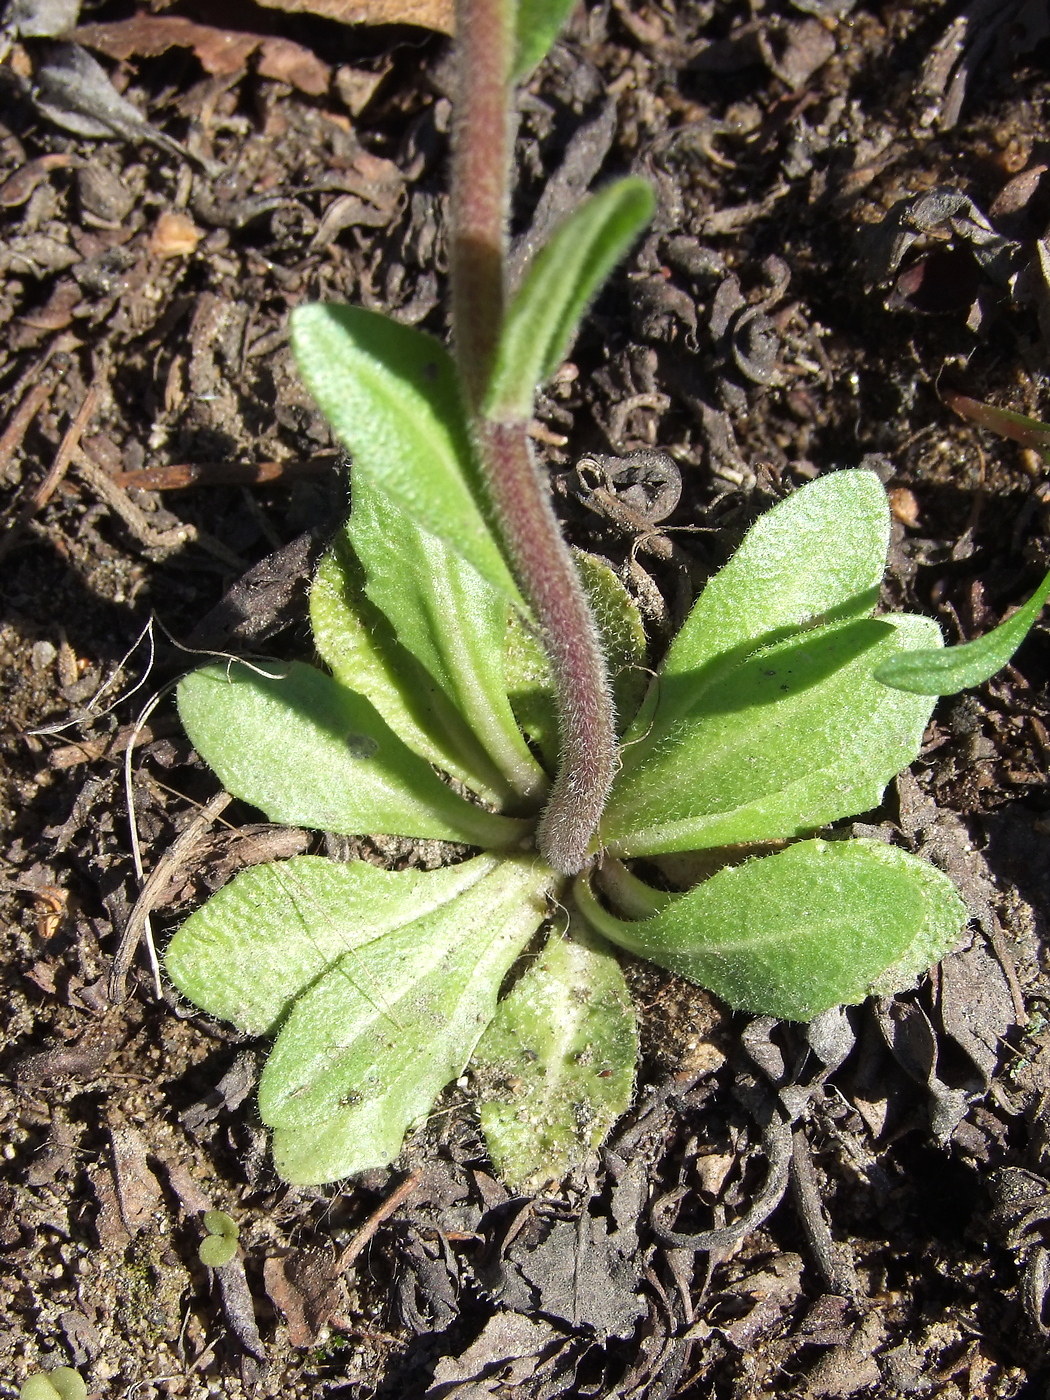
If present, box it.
[252,0,453,35]
[73,17,331,96]
[150,210,202,258]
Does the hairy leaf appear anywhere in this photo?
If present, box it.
[257,857,555,1183]
[514,0,578,76]
[348,483,549,799]
[626,470,890,747]
[576,838,967,1021]
[311,540,514,800]
[474,921,637,1192]
[603,615,940,857]
[875,567,1050,694]
[177,661,527,848]
[485,179,654,419]
[291,304,520,602]
[166,854,510,1035]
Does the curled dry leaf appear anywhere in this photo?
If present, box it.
[73,16,331,96]
[251,0,453,34]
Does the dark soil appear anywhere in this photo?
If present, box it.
[2,0,1049,1396]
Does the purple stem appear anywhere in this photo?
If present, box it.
[451,0,617,874]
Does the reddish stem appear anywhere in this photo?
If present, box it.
[450,0,617,873]
[450,0,512,411]
[480,422,616,874]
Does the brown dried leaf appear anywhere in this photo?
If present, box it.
[251,0,452,35]
[108,1123,163,1235]
[73,16,331,94]
[255,35,330,94]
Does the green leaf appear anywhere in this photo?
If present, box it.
[514,0,578,76]
[20,1372,86,1400]
[603,615,940,857]
[474,919,637,1192]
[627,469,891,747]
[576,837,967,1021]
[874,568,1050,695]
[291,304,521,604]
[167,854,519,1035]
[311,541,514,801]
[199,1210,239,1267]
[504,550,648,765]
[257,857,555,1183]
[485,179,655,419]
[177,661,528,848]
[348,484,549,799]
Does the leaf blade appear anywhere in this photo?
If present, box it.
[577,838,967,1021]
[485,179,655,420]
[630,469,891,746]
[348,484,549,798]
[311,540,514,799]
[474,920,637,1192]
[874,567,1050,694]
[177,661,527,848]
[514,0,578,75]
[603,615,940,857]
[166,854,504,1035]
[291,304,521,603]
[257,857,555,1183]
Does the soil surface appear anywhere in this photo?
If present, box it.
[2,0,1049,1396]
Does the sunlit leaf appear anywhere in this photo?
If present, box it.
[485,179,654,419]
[474,919,637,1192]
[348,482,549,799]
[576,837,967,1021]
[258,857,555,1183]
[311,540,513,800]
[603,615,940,857]
[177,661,528,848]
[627,470,890,747]
[875,567,1050,694]
[166,854,512,1035]
[291,304,521,603]
[514,0,578,76]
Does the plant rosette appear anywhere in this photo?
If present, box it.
[163,1,1050,1194]
[164,304,1049,1191]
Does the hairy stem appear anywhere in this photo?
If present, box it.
[450,0,618,872]
[450,0,513,411]
[480,422,617,874]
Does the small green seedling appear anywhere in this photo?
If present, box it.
[198,1209,239,1268]
[19,1368,87,1400]
[165,0,1050,1192]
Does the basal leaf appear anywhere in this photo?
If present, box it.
[874,567,1050,694]
[474,920,637,1192]
[603,614,940,857]
[166,854,506,1035]
[626,470,890,747]
[576,837,967,1021]
[311,541,513,801]
[291,304,521,604]
[485,179,655,420]
[514,0,578,76]
[257,856,555,1183]
[348,484,549,800]
[177,661,528,848]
